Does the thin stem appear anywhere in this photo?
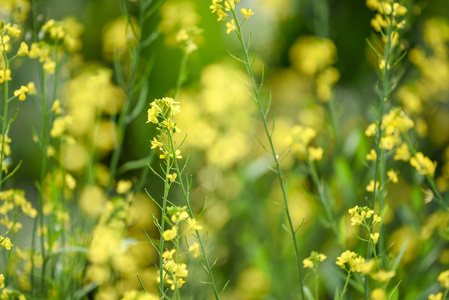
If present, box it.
[167,132,221,300]
[159,157,172,295]
[230,8,306,299]
[340,271,352,300]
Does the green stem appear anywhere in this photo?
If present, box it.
[0,42,9,191]
[167,132,221,300]
[159,156,172,296]
[340,271,352,300]
[230,9,306,299]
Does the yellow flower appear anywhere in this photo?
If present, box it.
[17,42,29,56]
[303,258,313,268]
[162,226,178,241]
[366,180,379,193]
[371,270,396,283]
[116,180,132,194]
[187,217,203,231]
[366,149,377,161]
[371,288,387,300]
[43,60,56,74]
[429,292,443,300]
[387,169,398,183]
[167,172,177,183]
[151,137,163,149]
[162,249,176,262]
[438,270,449,289]
[14,85,29,101]
[51,99,62,114]
[241,8,254,20]
[0,236,13,250]
[226,19,236,34]
[365,123,377,137]
[189,242,200,258]
[394,143,410,161]
[370,232,379,244]
[308,146,323,161]
[0,69,12,84]
[0,274,4,288]
[410,152,437,177]
[423,188,434,204]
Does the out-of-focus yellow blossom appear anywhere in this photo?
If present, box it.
[0,69,12,84]
[438,270,449,288]
[62,142,88,171]
[336,250,365,272]
[160,1,200,46]
[316,67,340,102]
[189,242,200,258]
[429,292,443,300]
[187,217,203,231]
[162,226,178,241]
[290,36,337,76]
[241,8,254,20]
[371,270,396,283]
[365,123,377,137]
[423,188,434,204]
[303,251,326,269]
[50,116,73,138]
[308,146,323,161]
[0,274,3,288]
[394,143,411,161]
[116,180,132,194]
[371,288,387,300]
[366,180,379,193]
[51,99,62,115]
[175,26,202,53]
[0,237,13,250]
[366,149,377,161]
[167,173,177,183]
[226,19,236,34]
[285,125,317,158]
[410,152,437,177]
[387,169,398,183]
[93,120,119,152]
[79,185,107,218]
[17,41,28,56]
[65,173,76,190]
[88,225,122,265]
[0,0,31,23]
[396,85,422,114]
[102,16,139,60]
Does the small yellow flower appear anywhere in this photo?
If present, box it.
[162,226,178,241]
[394,143,410,161]
[0,69,12,84]
[303,258,313,268]
[410,152,437,177]
[14,85,29,101]
[366,149,377,161]
[116,180,132,194]
[387,169,398,183]
[189,242,200,258]
[370,232,379,244]
[241,8,254,20]
[308,146,323,161]
[0,274,4,288]
[371,288,387,300]
[187,217,203,231]
[0,236,13,250]
[226,19,237,34]
[428,292,443,300]
[51,99,62,114]
[438,270,449,289]
[365,123,377,137]
[162,249,176,262]
[366,180,379,193]
[167,173,177,183]
[17,42,29,56]
[371,270,396,283]
[150,137,163,149]
[43,60,56,74]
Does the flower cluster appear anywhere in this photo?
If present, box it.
[210,0,254,33]
[410,152,437,178]
[158,206,203,291]
[336,250,366,273]
[285,125,323,161]
[289,36,339,102]
[303,251,327,269]
[348,205,382,227]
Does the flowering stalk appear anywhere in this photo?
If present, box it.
[212,2,306,298]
